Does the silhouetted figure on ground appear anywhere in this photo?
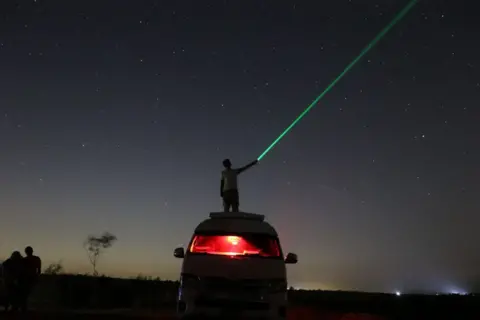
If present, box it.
[0,263,4,311]
[21,246,41,311]
[220,158,258,212]
[2,251,25,312]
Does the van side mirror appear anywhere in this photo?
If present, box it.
[174,247,185,259]
[285,252,298,264]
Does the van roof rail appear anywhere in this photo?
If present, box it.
[209,212,265,221]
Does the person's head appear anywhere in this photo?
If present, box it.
[25,246,33,256]
[222,159,232,169]
[11,251,22,260]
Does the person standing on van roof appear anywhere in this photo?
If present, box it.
[221,158,258,212]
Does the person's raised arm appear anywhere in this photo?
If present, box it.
[236,159,259,174]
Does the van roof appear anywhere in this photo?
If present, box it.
[194,212,278,236]
[209,212,265,221]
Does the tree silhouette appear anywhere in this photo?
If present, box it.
[83,232,117,276]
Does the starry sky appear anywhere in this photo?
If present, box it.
[1,0,479,293]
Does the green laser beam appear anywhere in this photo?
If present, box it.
[257,0,418,161]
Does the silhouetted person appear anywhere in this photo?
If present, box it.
[0,263,4,311]
[2,251,25,312]
[220,158,258,212]
[21,246,41,311]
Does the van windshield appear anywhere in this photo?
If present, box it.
[189,233,281,258]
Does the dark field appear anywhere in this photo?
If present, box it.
[1,275,479,319]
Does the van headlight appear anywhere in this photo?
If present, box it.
[268,279,287,292]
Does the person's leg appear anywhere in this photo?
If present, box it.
[223,198,230,212]
[20,282,31,312]
[10,284,19,312]
[5,283,13,312]
[223,191,236,212]
[232,190,239,212]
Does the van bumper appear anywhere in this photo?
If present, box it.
[178,294,286,319]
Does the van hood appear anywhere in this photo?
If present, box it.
[182,255,286,280]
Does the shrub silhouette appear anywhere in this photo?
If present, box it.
[44,261,64,275]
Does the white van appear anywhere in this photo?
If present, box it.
[173,212,298,319]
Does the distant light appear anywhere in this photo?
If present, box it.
[395,291,401,296]
[446,286,468,296]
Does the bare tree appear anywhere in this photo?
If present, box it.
[44,261,64,275]
[83,232,117,276]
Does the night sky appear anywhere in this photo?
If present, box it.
[1,0,479,293]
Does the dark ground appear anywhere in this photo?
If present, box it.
[3,300,480,320]
[3,307,480,320]
[1,275,479,319]
[0,308,387,320]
